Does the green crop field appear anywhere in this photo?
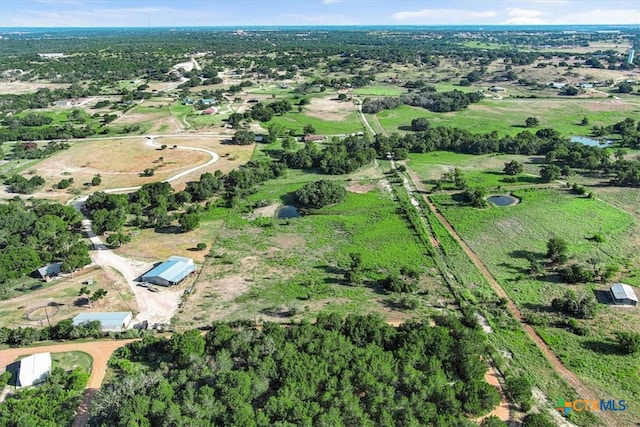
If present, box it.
[431,187,640,424]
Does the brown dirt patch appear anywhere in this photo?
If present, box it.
[269,234,305,250]
[250,204,279,219]
[347,182,376,193]
[0,81,69,95]
[304,96,355,121]
[27,137,209,196]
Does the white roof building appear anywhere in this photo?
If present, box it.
[18,352,51,387]
[610,283,638,306]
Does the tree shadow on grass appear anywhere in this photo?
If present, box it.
[154,225,183,234]
[522,302,555,313]
[581,340,621,355]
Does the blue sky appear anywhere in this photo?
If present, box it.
[0,1,639,27]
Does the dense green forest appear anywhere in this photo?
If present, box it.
[0,367,88,427]
[90,314,501,426]
[0,199,90,292]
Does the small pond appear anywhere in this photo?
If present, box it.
[487,195,519,207]
[570,136,612,147]
[276,205,301,219]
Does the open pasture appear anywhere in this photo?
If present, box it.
[432,187,640,423]
[408,151,543,188]
[376,98,638,137]
[174,170,451,330]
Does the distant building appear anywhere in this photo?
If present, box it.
[303,134,326,143]
[36,262,63,281]
[200,98,217,105]
[201,108,216,115]
[628,49,635,65]
[18,352,51,388]
[141,256,195,287]
[578,83,593,89]
[550,82,566,89]
[610,283,638,306]
[72,312,133,332]
[490,86,506,92]
[38,53,64,58]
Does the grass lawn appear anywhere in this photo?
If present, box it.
[431,187,640,424]
[52,351,93,373]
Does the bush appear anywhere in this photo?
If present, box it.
[551,290,597,319]
[196,242,207,251]
[615,331,640,354]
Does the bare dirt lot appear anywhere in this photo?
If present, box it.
[304,96,355,121]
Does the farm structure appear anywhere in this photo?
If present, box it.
[141,256,195,287]
[18,352,51,388]
[609,283,638,306]
[72,312,133,332]
[36,262,63,281]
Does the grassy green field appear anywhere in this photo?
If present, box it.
[408,151,543,189]
[174,165,452,329]
[431,187,640,423]
[376,99,637,137]
[351,86,406,96]
[268,110,365,135]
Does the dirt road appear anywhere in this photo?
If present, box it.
[405,168,618,427]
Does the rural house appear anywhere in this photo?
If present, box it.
[141,256,195,287]
[36,262,63,281]
[18,352,51,388]
[72,312,133,332]
[609,283,638,306]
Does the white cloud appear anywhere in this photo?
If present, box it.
[501,8,560,25]
[323,0,342,4]
[284,13,355,25]
[567,8,640,24]
[392,8,497,23]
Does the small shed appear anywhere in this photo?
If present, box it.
[72,311,133,332]
[36,262,63,281]
[18,352,51,388]
[609,283,638,306]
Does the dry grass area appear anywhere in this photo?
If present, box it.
[304,96,355,121]
[157,136,256,188]
[0,80,69,95]
[114,219,225,264]
[0,265,135,328]
[28,137,210,196]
